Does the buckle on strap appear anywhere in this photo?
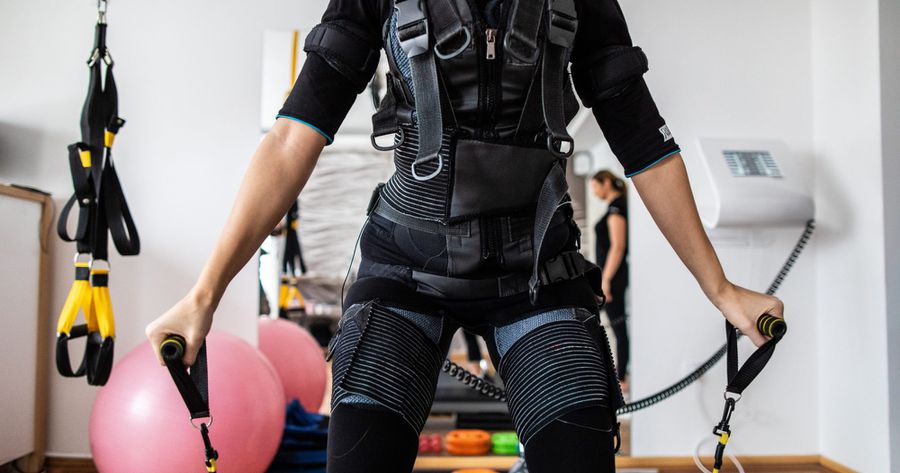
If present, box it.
[539,251,585,285]
[396,0,430,57]
[548,0,578,48]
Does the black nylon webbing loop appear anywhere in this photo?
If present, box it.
[161,336,211,419]
[161,336,218,471]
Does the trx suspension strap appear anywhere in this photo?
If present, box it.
[279,202,308,317]
[160,336,219,472]
[710,314,787,473]
[56,0,140,386]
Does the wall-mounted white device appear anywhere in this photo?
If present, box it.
[694,138,814,229]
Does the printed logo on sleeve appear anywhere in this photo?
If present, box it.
[659,124,673,142]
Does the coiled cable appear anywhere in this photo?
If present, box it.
[443,219,816,415]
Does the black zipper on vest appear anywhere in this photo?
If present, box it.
[468,0,504,140]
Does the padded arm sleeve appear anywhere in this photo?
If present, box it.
[571,0,680,176]
[277,0,388,143]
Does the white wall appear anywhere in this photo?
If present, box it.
[1,0,896,467]
[0,0,332,456]
[616,0,820,457]
[879,1,900,469]
[812,1,892,471]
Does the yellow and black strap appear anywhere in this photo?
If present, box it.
[55,3,139,387]
[54,259,116,385]
[711,314,787,472]
[160,336,219,472]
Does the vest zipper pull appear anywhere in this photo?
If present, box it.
[485,28,497,60]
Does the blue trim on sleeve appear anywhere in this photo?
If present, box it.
[625,149,682,178]
[276,115,334,144]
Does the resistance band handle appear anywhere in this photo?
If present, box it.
[757,314,787,339]
[160,335,187,363]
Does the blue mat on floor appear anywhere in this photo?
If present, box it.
[267,400,329,473]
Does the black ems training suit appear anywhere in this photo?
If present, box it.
[278,0,680,471]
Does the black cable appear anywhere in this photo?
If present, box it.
[443,219,816,414]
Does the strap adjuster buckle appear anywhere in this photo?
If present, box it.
[547,133,574,158]
[548,0,578,48]
[396,0,430,57]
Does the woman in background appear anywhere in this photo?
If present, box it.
[592,170,630,392]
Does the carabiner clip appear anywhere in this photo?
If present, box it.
[97,0,109,24]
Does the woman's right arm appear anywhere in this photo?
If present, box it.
[145,119,326,365]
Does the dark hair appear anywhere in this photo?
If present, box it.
[592,170,627,196]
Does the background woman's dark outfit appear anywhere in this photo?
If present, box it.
[277,0,680,471]
[595,195,629,381]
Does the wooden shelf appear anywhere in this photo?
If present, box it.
[413,454,519,471]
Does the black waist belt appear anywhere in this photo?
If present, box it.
[412,251,597,300]
[372,194,470,236]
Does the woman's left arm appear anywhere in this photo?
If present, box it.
[631,153,783,347]
[601,214,627,301]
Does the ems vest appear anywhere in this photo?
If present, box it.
[370,0,592,302]
[373,0,580,224]
[308,0,597,302]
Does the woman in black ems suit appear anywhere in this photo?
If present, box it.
[145,0,785,471]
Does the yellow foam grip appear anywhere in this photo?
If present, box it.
[91,270,116,339]
[56,279,95,335]
[79,150,92,168]
[104,131,116,148]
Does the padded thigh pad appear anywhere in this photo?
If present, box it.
[330,303,444,433]
[497,316,611,445]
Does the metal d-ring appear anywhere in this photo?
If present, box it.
[410,154,443,181]
[371,128,405,151]
[191,415,214,430]
[434,27,471,60]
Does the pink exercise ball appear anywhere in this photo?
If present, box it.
[90,330,286,473]
[258,317,328,412]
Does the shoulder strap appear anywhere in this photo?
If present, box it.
[395,0,445,181]
[505,0,544,63]
[541,0,578,158]
[426,0,471,59]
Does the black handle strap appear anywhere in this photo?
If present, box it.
[712,314,787,473]
[160,335,219,472]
